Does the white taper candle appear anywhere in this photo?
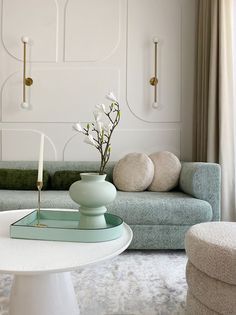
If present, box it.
[37,135,44,182]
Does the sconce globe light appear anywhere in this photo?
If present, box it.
[20,102,30,110]
[21,36,29,44]
[153,37,158,44]
[152,102,158,109]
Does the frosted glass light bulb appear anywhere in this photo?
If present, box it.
[153,37,158,43]
[21,36,29,43]
[21,102,30,109]
[152,102,158,109]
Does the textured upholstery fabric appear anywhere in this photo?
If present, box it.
[186,261,236,314]
[113,153,154,191]
[0,160,221,249]
[0,190,212,226]
[52,170,114,190]
[108,191,212,225]
[0,169,50,190]
[179,162,221,221]
[0,161,115,180]
[185,222,236,285]
[52,171,84,190]
[148,151,181,191]
[129,224,191,249]
[0,190,77,211]
[186,291,220,315]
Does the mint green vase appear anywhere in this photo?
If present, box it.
[69,173,117,229]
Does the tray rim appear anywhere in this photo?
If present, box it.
[11,209,124,231]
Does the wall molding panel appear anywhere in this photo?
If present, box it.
[1,129,57,161]
[2,68,120,122]
[65,0,121,62]
[2,0,58,62]
[126,0,182,123]
[0,0,197,161]
[63,128,180,161]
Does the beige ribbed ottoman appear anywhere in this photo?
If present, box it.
[185,222,236,315]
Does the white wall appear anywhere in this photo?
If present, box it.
[0,0,196,162]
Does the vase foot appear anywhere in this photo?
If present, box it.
[79,211,107,229]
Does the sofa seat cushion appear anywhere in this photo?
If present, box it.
[0,190,78,211]
[108,191,212,225]
[0,190,212,226]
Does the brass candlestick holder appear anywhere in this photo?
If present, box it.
[35,181,47,227]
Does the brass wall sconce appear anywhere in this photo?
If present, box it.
[21,36,33,109]
[150,37,159,109]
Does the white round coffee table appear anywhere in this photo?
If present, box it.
[0,209,133,315]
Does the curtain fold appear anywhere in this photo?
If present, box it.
[194,0,219,162]
[219,0,235,221]
[194,0,236,221]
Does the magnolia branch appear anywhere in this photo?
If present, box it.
[73,93,121,174]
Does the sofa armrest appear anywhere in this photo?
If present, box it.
[179,162,221,221]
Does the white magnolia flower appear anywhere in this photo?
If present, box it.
[103,122,113,133]
[95,103,106,113]
[73,122,83,132]
[84,134,96,146]
[96,121,104,133]
[93,110,103,122]
[106,92,118,103]
[72,93,120,174]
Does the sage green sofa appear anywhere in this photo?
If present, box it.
[0,161,221,249]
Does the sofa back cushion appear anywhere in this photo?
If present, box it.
[51,170,113,190]
[148,151,181,191]
[0,161,115,189]
[0,169,50,190]
[113,153,154,191]
[51,171,83,190]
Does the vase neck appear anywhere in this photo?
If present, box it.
[80,173,106,181]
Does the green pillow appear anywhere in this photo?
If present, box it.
[51,171,83,190]
[0,169,50,190]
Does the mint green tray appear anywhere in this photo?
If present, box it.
[10,210,123,242]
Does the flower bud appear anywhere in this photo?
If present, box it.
[106,92,118,103]
[73,123,83,132]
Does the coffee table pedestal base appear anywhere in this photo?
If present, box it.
[9,272,79,315]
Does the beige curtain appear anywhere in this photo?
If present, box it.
[194,0,219,162]
[194,0,236,221]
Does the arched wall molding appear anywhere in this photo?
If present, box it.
[1,0,59,62]
[0,0,196,162]
[64,0,121,62]
[126,0,182,123]
[1,68,120,122]
[0,128,57,160]
[63,128,180,161]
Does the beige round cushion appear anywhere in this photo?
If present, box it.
[113,153,154,192]
[185,222,236,285]
[148,151,181,191]
[186,261,236,314]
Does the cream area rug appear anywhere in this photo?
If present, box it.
[0,251,187,315]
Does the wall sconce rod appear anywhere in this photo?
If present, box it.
[21,36,33,109]
[150,38,159,109]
